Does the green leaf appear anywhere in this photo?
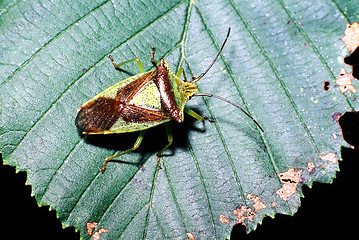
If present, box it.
[0,0,356,239]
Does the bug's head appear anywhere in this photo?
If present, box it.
[182,81,198,99]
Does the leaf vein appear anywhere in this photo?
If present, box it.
[1,0,112,88]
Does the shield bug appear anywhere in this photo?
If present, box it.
[75,28,263,172]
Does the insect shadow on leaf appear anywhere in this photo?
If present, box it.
[79,113,207,167]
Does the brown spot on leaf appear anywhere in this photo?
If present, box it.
[331,112,342,122]
[342,22,359,53]
[276,168,302,201]
[320,152,338,164]
[86,222,97,236]
[246,194,267,211]
[92,228,108,240]
[307,162,315,172]
[323,81,330,91]
[219,214,230,224]
[86,221,108,240]
[335,68,357,93]
[233,206,256,225]
[186,232,195,240]
[231,194,267,226]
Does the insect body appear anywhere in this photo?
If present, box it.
[75,28,263,172]
[76,59,196,133]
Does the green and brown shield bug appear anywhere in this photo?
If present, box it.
[75,28,263,172]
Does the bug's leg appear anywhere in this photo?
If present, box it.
[176,68,184,78]
[184,107,215,123]
[100,131,146,173]
[107,55,145,73]
[150,47,160,66]
[156,123,173,169]
[176,68,189,82]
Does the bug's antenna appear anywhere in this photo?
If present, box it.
[194,93,264,132]
[191,28,231,83]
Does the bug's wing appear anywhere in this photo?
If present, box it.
[103,104,170,133]
[75,97,121,134]
[120,104,170,123]
[116,70,156,102]
[76,96,171,134]
[81,70,157,107]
